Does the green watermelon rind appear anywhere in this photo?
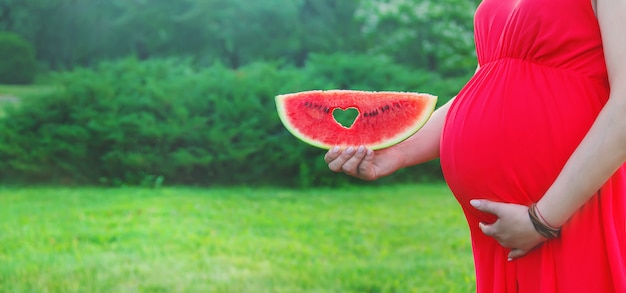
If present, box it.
[275,90,438,150]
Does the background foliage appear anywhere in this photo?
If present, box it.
[0,56,464,187]
[0,0,479,187]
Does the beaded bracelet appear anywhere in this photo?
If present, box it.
[528,203,561,239]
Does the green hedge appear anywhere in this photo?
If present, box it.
[0,32,37,84]
[0,55,466,187]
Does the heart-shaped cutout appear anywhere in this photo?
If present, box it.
[333,107,359,128]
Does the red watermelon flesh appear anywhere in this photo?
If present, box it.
[275,90,437,150]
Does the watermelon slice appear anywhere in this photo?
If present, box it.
[275,90,437,150]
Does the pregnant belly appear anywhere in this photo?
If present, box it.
[440,61,607,222]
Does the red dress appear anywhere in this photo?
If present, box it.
[439,0,626,292]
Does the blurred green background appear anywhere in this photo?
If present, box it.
[0,0,480,188]
[0,0,479,292]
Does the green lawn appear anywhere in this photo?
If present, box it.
[0,84,57,99]
[0,184,475,293]
[0,83,57,117]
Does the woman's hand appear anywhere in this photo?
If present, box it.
[324,97,457,181]
[470,199,547,260]
[324,145,399,181]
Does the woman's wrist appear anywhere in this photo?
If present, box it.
[377,146,407,176]
[528,203,561,238]
[535,200,569,229]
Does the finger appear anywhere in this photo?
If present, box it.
[341,146,369,176]
[498,241,513,249]
[508,248,528,261]
[327,146,356,172]
[356,148,376,179]
[354,147,375,179]
[478,222,495,237]
[324,146,341,164]
[470,199,502,217]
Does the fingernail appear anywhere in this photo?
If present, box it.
[345,147,355,154]
[470,199,481,207]
[507,258,513,262]
[331,146,340,153]
[357,146,365,153]
[367,149,374,155]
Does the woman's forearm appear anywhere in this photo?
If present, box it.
[390,97,455,169]
[537,94,626,227]
[387,65,481,169]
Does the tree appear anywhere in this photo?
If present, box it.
[0,0,477,74]
[356,0,478,76]
[176,0,364,68]
[0,31,36,84]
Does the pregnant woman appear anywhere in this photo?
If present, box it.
[324,0,626,291]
